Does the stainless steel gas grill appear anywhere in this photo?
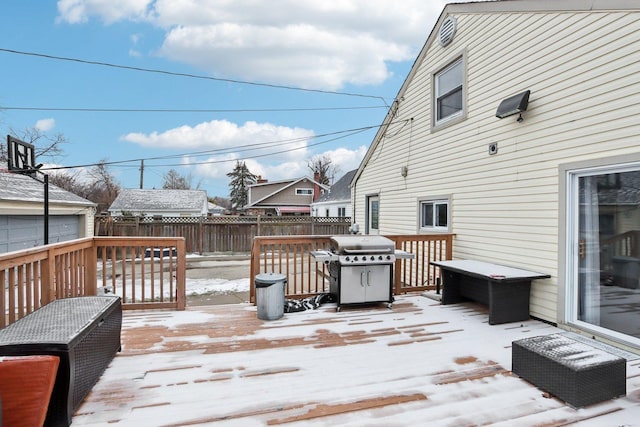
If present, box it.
[311,235,413,311]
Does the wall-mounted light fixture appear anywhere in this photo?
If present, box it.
[496,90,530,122]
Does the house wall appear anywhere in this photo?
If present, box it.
[254,180,318,206]
[353,9,640,323]
[311,201,352,217]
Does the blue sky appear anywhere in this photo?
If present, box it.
[0,0,457,198]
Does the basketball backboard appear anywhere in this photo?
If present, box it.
[7,135,36,171]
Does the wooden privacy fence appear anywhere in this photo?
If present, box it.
[1,236,186,329]
[249,234,454,303]
[95,215,352,253]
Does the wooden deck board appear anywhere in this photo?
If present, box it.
[72,295,640,426]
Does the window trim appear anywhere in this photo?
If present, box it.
[432,52,467,131]
[295,188,313,196]
[417,196,451,233]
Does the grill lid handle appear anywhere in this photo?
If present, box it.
[342,248,392,254]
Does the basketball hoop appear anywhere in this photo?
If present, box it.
[7,135,36,172]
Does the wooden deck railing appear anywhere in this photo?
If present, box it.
[1,237,186,328]
[249,234,454,303]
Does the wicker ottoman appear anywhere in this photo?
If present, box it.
[0,296,122,426]
[512,334,626,408]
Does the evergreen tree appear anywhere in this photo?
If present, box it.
[226,161,257,211]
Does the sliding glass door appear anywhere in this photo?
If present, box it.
[568,167,640,343]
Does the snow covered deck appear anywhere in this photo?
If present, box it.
[72,295,640,426]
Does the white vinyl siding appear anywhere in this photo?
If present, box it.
[353,9,640,324]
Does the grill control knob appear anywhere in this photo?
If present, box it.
[370,256,375,261]
[354,256,359,261]
[345,256,350,261]
[378,255,383,260]
[386,255,391,260]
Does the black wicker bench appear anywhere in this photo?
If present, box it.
[0,296,122,426]
[430,260,550,324]
[512,334,626,408]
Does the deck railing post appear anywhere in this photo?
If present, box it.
[176,237,187,310]
[85,241,98,296]
[41,247,55,305]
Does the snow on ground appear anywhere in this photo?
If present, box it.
[185,277,250,295]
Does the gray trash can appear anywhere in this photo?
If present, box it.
[255,273,287,320]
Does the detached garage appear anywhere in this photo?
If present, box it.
[0,172,96,254]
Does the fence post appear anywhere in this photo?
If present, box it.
[199,216,204,254]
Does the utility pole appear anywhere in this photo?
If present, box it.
[139,159,144,189]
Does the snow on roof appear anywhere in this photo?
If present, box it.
[0,171,95,206]
[109,189,208,213]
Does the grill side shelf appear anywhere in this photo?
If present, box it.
[310,250,337,263]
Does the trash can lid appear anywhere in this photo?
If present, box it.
[255,273,287,287]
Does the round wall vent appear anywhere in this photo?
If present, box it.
[439,16,457,47]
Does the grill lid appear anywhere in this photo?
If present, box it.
[330,235,395,254]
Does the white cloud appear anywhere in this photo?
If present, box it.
[121,119,314,152]
[56,0,152,24]
[56,0,456,90]
[35,118,56,132]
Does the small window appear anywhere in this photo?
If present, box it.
[435,58,463,124]
[420,200,449,231]
[295,188,313,196]
[338,207,346,217]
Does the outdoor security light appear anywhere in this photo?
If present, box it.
[496,90,530,121]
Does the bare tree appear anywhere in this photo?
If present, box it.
[1,126,67,165]
[86,160,121,214]
[307,154,339,186]
[162,169,193,190]
[48,170,86,197]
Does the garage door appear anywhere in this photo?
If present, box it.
[0,215,79,254]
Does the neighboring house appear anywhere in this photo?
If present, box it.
[208,202,226,216]
[311,169,356,217]
[352,1,640,349]
[246,176,329,216]
[0,171,96,253]
[108,189,208,217]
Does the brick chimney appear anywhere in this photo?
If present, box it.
[257,175,268,184]
[313,172,321,202]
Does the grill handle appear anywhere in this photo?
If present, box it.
[342,248,392,254]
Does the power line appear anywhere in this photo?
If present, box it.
[0,47,390,105]
[40,120,408,172]
[0,105,386,113]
